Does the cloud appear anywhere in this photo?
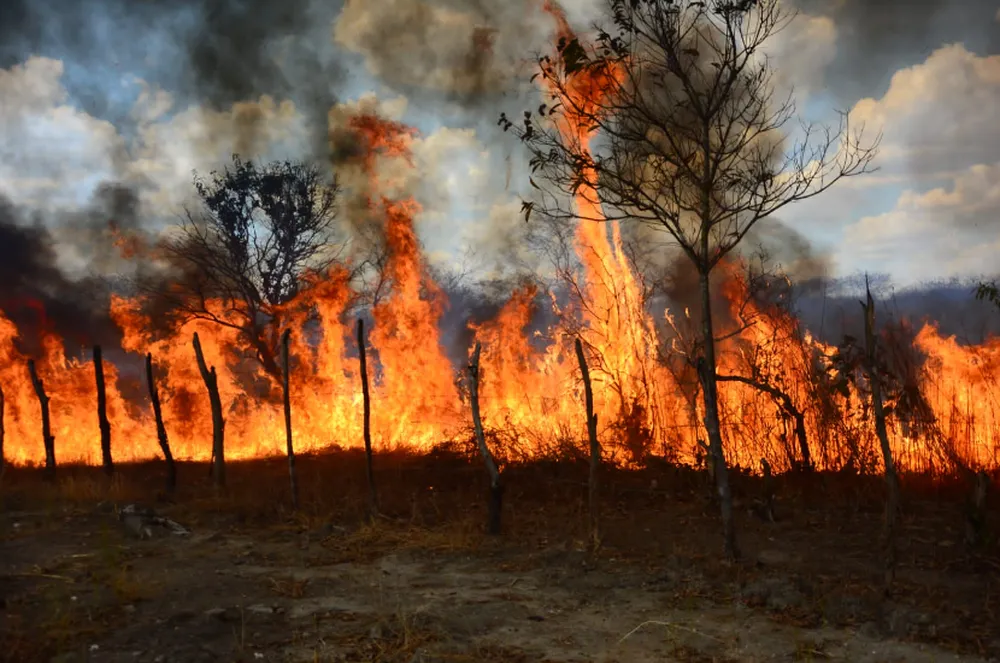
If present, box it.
[791,0,1000,106]
[820,44,1000,284]
[840,161,1000,284]
[849,44,1000,179]
[0,57,127,209]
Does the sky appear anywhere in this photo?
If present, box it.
[1,0,1000,288]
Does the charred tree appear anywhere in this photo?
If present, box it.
[27,359,55,480]
[280,329,300,510]
[193,332,226,489]
[145,353,176,492]
[93,345,114,477]
[356,319,378,518]
[716,374,811,472]
[469,342,503,535]
[861,277,899,595]
[575,338,601,550]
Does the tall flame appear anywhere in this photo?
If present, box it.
[0,6,996,474]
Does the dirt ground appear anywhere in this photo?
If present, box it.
[1,450,999,662]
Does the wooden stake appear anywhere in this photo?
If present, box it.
[93,345,114,477]
[861,275,899,596]
[27,360,55,480]
[469,342,502,535]
[574,338,601,551]
[280,329,299,510]
[0,385,5,475]
[145,353,176,491]
[356,319,378,518]
[193,333,225,489]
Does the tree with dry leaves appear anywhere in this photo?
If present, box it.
[506,0,880,560]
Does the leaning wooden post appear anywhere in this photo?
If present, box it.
[192,333,226,489]
[0,385,5,474]
[861,275,899,596]
[93,345,114,477]
[145,353,176,491]
[356,319,378,518]
[468,342,503,535]
[574,338,601,551]
[280,329,300,510]
[27,360,55,480]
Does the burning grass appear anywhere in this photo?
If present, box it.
[0,99,996,478]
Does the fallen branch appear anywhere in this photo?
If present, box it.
[617,620,723,645]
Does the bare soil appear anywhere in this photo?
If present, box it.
[1,450,998,662]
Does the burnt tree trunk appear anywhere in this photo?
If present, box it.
[574,338,601,550]
[716,374,812,472]
[356,319,378,518]
[469,342,503,535]
[280,329,299,511]
[0,385,5,474]
[93,345,114,477]
[193,333,225,489]
[698,266,739,562]
[862,278,899,595]
[27,360,55,480]
[145,353,176,491]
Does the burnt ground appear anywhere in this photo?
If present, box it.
[1,449,999,663]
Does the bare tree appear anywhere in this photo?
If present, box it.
[506,0,879,559]
[149,155,349,380]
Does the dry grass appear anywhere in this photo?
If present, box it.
[1,447,999,661]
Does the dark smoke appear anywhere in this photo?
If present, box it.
[331,0,560,133]
[0,0,346,160]
[0,186,142,357]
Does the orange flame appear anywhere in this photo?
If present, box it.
[0,6,996,474]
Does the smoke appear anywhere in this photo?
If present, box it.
[333,0,553,105]
[0,186,141,356]
[0,0,346,161]
[741,217,831,289]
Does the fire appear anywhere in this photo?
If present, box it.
[0,6,997,474]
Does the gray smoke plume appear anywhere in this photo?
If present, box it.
[0,0,346,161]
[0,184,144,356]
[333,0,553,105]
